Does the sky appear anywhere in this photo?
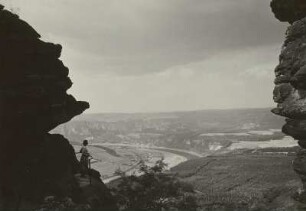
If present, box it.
[0,0,288,113]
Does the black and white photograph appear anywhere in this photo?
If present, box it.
[0,0,306,210]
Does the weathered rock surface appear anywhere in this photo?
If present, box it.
[0,5,116,210]
[271,0,306,23]
[271,0,306,202]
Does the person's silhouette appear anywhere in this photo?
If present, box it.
[79,140,91,177]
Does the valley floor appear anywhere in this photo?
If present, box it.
[74,144,192,183]
[74,135,304,210]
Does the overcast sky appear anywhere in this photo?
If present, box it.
[0,0,288,113]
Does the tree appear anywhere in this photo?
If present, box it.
[112,159,197,211]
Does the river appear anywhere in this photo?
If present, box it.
[75,143,199,183]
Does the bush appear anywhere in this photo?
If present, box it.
[112,159,198,211]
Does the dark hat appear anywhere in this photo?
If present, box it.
[83,140,88,146]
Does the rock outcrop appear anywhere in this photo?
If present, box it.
[271,0,306,202]
[271,0,306,23]
[0,5,116,210]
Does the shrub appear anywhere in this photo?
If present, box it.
[112,159,198,211]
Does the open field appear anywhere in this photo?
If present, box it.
[228,136,297,150]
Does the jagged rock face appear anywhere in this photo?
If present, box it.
[271,0,306,202]
[272,18,306,122]
[271,0,306,23]
[0,5,115,210]
[0,6,89,133]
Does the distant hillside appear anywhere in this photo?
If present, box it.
[53,108,286,153]
[73,108,284,131]
[171,151,301,210]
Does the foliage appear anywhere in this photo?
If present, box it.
[112,159,197,211]
[34,196,91,211]
[172,154,300,210]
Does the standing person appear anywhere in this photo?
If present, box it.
[79,140,91,177]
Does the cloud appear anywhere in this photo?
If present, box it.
[0,0,287,76]
[0,0,286,112]
[68,45,279,113]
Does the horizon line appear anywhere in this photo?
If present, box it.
[82,106,274,115]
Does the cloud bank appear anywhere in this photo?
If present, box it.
[0,0,288,112]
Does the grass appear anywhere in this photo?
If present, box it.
[171,153,303,210]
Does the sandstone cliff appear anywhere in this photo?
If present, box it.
[0,5,116,210]
[271,0,306,202]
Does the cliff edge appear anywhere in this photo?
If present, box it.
[0,5,116,210]
[271,0,306,203]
